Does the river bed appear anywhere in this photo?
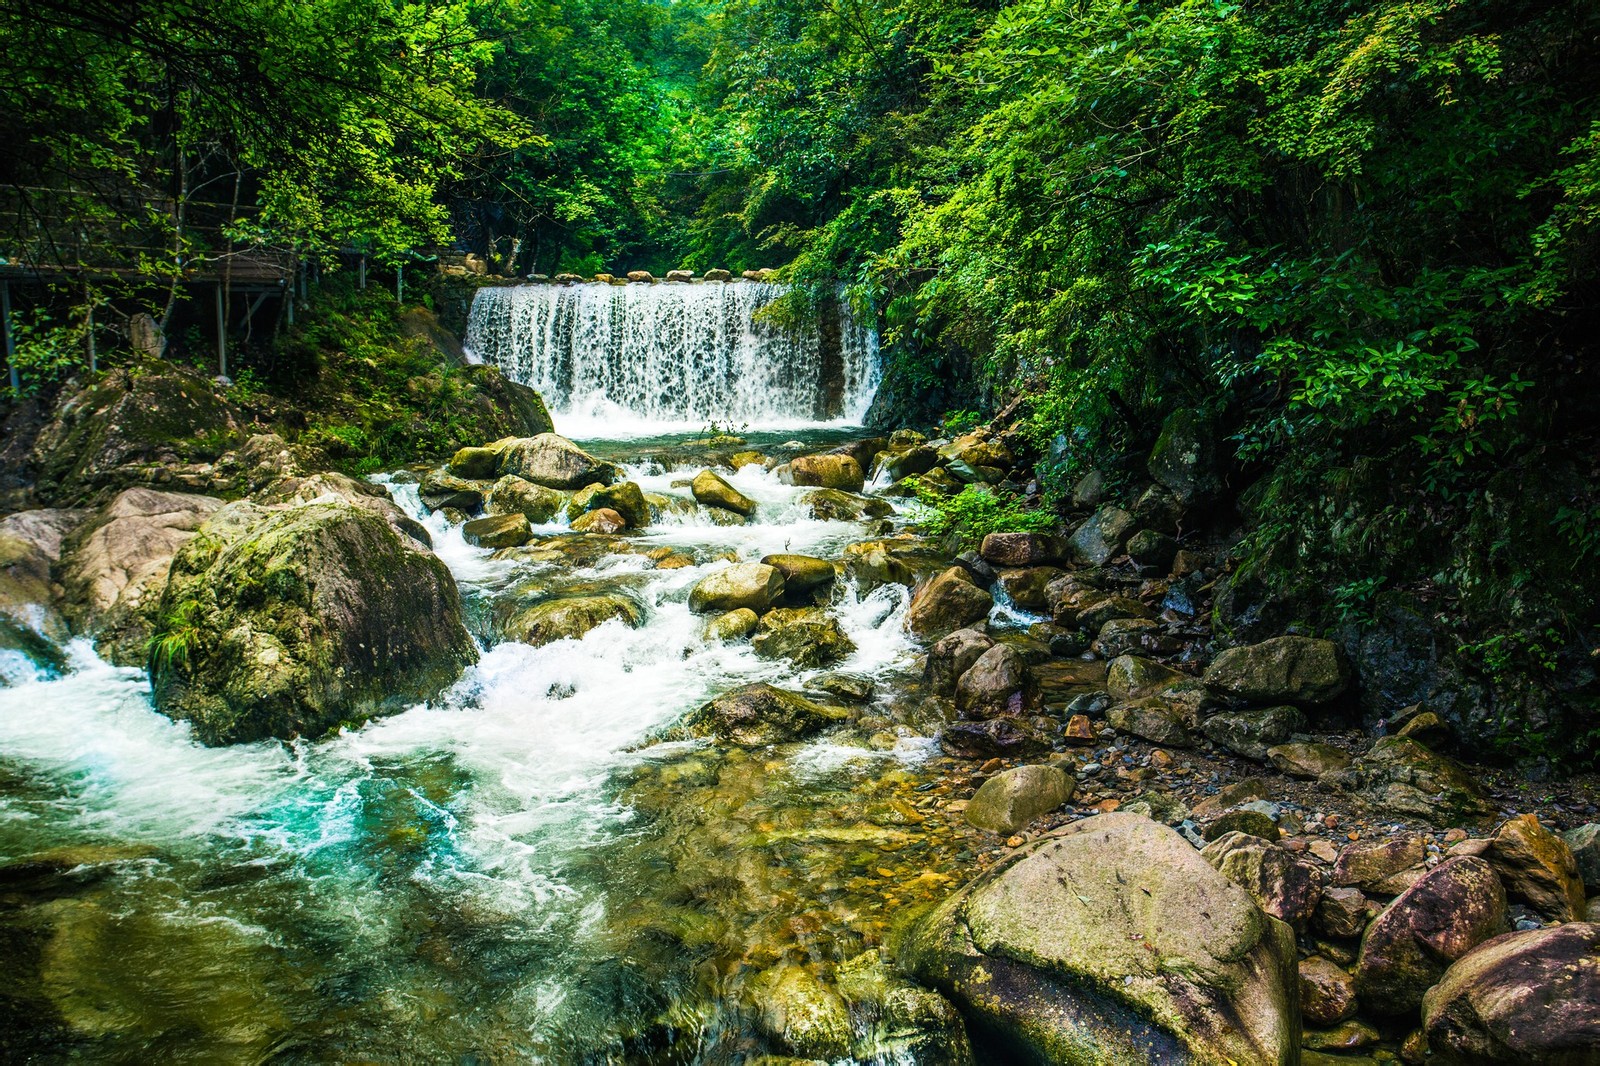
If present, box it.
[0,429,991,1063]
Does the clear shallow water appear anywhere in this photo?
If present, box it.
[0,431,970,1063]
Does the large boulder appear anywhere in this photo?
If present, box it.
[419,469,487,512]
[1148,407,1223,505]
[31,361,243,504]
[964,764,1074,834]
[1566,823,1600,890]
[568,481,650,528]
[783,454,865,492]
[798,487,892,521]
[462,513,532,548]
[1204,636,1350,704]
[955,644,1039,717]
[906,568,993,642]
[1354,856,1507,1015]
[149,501,477,745]
[1422,923,1600,1065]
[1107,655,1190,701]
[680,683,847,746]
[691,470,756,516]
[939,717,1052,760]
[979,533,1066,569]
[251,470,431,548]
[898,813,1300,1064]
[689,562,785,614]
[497,434,615,489]
[502,595,643,647]
[1486,814,1587,922]
[1109,698,1195,747]
[58,488,223,665]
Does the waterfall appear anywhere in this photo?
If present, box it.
[462,281,880,431]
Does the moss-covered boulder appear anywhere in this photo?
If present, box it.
[502,595,643,647]
[896,812,1300,1064]
[148,501,477,745]
[463,513,532,548]
[680,682,848,746]
[498,434,615,489]
[752,610,855,668]
[746,964,853,1060]
[419,469,488,512]
[1331,736,1492,823]
[1205,636,1351,705]
[1148,407,1224,505]
[964,764,1074,834]
[691,470,757,516]
[568,481,649,528]
[689,562,786,614]
[797,488,893,522]
[487,475,564,524]
[760,553,836,597]
[30,362,245,505]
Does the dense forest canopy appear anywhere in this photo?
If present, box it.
[3,0,1597,756]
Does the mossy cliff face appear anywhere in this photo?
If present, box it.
[149,500,477,745]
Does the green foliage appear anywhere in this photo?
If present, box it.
[1459,628,1564,684]
[939,410,982,436]
[3,307,89,398]
[913,484,1055,549]
[147,599,204,678]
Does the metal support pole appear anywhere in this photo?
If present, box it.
[396,265,403,303]
[215,282,227,380]
[2,282,18,393]
[358,255,367,290]
[87,308,96,373]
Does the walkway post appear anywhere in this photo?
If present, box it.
[215,282,227,379]
[2,282,17,393]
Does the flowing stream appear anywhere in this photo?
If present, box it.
[0,429,992,1063]
[463,282,881,435]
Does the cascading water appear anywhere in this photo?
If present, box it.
[462,281,880,432]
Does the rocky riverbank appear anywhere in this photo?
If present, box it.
[2,361,1598,1063]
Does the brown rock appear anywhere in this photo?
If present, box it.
[1299,956,1359,1026]
[1267,742,1352,779]
[978,532,1065,568]
[1063,715,1096,745]
[463,512,533,548]
[1317,886,1370,940]
[906,568,993,642]
[570,507,627,534]
[925,627,994,696]
[1203,832,1322,927]
[1354,857,1508,1015]
[956,645,1041,718]
[783,454,865,492]
[1486,814,1587,922]
[1422,922,1600,1065]
[995,566,1066,611]
[1333,835,1427,893]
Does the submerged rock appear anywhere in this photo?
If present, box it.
[702,607,759,643]
[149,501,477,745]
[746,964,853,1059]
[681,683,847,746]
[897,812,1299,1065]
